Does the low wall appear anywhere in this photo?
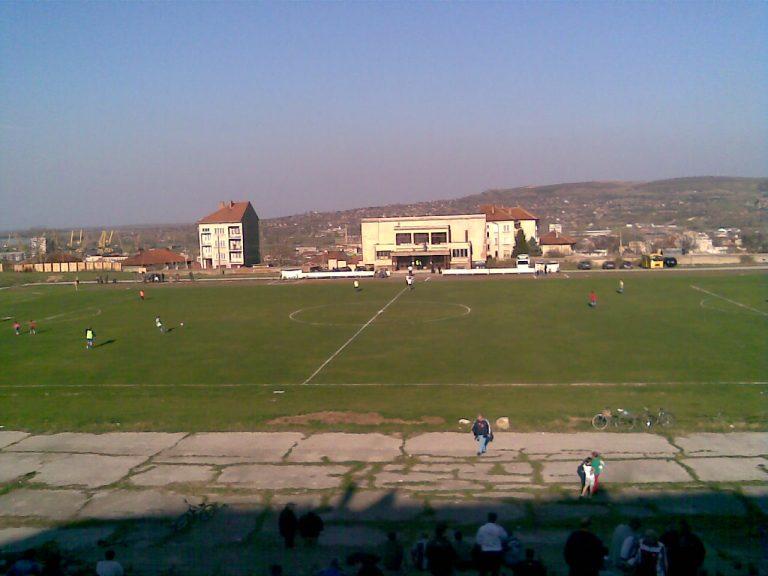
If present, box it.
[280,270,376,280]
[442,267,535,276]
[13,262,123,273]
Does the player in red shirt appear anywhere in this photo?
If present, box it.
[29,320,37,335]
[589,290,597,308]
[139,290,145,301]
[13,321,21,335]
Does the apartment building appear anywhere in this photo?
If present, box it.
[197,201,260,269]
[481,205,539,259]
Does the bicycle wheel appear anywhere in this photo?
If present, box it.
[643,415,656,430]
[591,414,609,430]
[619,415,637,430]
[658,412,675,427]
[201,504,217,521]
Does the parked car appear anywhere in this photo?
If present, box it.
[601,261,616,270]
[577,260,592,270]
[620,260,633,269]
[663,257,678,268]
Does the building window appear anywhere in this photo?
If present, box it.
[413,232,429,245]
[464,230,469,242]
[228,226,241,236]
[229,239,242,250]
[376,251,391,259]
[431,232,447,244]
[201,227,210,233]
[451,248,468,258]
[395,233,412,245]
[201,233,211,243]
[503,225,510,233]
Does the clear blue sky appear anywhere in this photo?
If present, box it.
[1,1,766,229]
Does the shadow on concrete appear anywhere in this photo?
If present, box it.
[0,484,765,576]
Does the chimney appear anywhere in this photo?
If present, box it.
[229,201,235,208]
[219,201,226,209]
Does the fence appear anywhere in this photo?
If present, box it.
[13,261,123,273]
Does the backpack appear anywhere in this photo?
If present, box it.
[637,542,663,576]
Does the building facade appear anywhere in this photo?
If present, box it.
[361,214,486,270]
[482,205,538,260]
[538,230,577,256]
[197,201,261,269]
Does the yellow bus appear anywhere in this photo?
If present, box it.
[640,253,665,269]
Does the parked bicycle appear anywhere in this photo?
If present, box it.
[173,498,225,532]
[641,407,675,429]
[591,408,637,430]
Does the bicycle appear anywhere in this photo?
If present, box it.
[173,498,224,532]
[591,408,637,430]
[641,407,675,429]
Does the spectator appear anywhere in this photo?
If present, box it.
[610,519,642,571]
[349,554,384,576]
[426,523,457,576]
[412,533,429,571]
[7,549,42,576]
[471,414,493,456]
[475,512,508,576]
[577,457,589,495]
[453,530,474,571]
[513,549,547,576]
[382,532,404,572]
[278,503,298,549]
[591,452,605,494]
[298,510,325,546]
[96,550,124,576]
[664,520,705,576]
[634,530,668,576]
[503,531,523,568]
[580,457,595,498]
[564,518,606,576]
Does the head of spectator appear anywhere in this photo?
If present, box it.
[454,530,464,542]
[487,512,498,523]
[644,529,659,545]
[630,519,642,531]
[105,550,116,561]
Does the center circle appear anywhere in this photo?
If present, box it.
[289,300,471,327]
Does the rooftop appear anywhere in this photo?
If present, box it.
[198,201,253,224]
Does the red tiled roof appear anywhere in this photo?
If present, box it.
[481,204,538,222]
[122,248,188,266]
[198,201,251,224]
[538,230,577,246]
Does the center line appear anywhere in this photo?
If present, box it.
[302,286,408,385]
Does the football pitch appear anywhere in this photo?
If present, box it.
[1,270,766,432]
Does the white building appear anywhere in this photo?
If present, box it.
[361,214,487,270]
[197,201,261,269]
[482,205,539,260]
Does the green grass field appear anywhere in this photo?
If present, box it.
[1,270,765,432]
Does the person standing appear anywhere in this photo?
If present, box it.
[411,533,429,571]
[139,289,145,301]
[634,530,668,576]
[406,275,415,290]
[475,512,508,576]
[662,520,705,576]
[297,509,324,546]
[618,280,624,294]
[513,549,547,576]
[155,316,165,333]
[278,503,298,549]
[564,518,605,576]
[85,327,95,349]
[589,291,598,308]
[354,280,361,292]
[13,320,21,335]
[452,530,473,571]
[381,531,405,572]
[426,523,457,576]
[577,456,589,495]
[472,414,492,456]
[581,457,595,498]
[591,452,605,494]
[96,550,124,576]
[609,519,642,571]
[28,320,36,335]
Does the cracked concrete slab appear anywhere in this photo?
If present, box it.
[288,433,402,462]
[8,432,186,455]
[328,490,425,521]
[675,433,768,457]
[79,489,189,520]
[684,457,768,482]
[405,433,520,458]
[33,454,147,488]
[0,431,29,449]
[741,486,768,515]
[0,452,44,483]
[0,489,88,520]
[512,433,677,457]
[217,464,348,489]
[159,432,303,461]
[130,464,218,486]
[542,459,692,484]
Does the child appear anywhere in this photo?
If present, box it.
[617,280,624,294]
[353,280,361,292]
[85,327,95,349]
[155,316,165,333]
[13,321,21,335]
[29,320,37,335]
[591,451,605,494]
[581,457,595,497]
[406,275,415,290]
[139,289,145,301]
[589,290,598,308]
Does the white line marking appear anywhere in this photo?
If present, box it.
[289,301,472,327]
[691,285,768,317]
[302,287,408,385]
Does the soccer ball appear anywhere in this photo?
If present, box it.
[180,322,184,327]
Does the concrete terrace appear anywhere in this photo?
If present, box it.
[0,431,766,574]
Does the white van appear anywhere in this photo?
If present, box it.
[516,254,530,268]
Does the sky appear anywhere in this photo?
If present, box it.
[1,2,766,230]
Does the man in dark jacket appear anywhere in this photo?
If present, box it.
[426,523,457,576]
[278,503,298,549]
[662,519,705,576]
[471,414,492,456]
[564,518,606,576]
[298,510,325,546]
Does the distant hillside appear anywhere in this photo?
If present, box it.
[261,176,768,256]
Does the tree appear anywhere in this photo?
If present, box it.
[512,229,530,257]
[528,236,542,256]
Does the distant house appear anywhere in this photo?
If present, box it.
[198,201,260,269]
[122,248,191,271]
[538,230,578,256]
[481,205,538,260]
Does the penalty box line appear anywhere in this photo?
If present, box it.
[301,286,409,385]
[690,285,768,317]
